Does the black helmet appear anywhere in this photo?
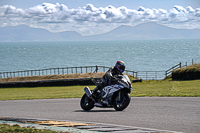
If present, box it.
[114,61,125,73]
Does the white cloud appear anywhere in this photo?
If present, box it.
[0,3,200,35]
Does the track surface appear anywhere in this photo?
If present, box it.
[0,97,200,133]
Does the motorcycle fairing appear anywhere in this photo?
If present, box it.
[102,84,124,99]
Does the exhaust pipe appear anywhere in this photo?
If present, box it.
[84,86,92,98]
[84,86,96,102]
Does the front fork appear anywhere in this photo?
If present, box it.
[117,91,121,102]
[116,90,126,105]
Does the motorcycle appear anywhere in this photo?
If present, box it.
[80,75,132,111]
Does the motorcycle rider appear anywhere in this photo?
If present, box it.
[93,61,126,106]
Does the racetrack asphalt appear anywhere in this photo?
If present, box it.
[0,97,200,133]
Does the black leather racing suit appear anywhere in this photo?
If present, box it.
[97,67,122,90]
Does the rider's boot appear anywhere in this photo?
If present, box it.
[93,85,102,92]
[93,85,103,107]
[101,99,109,105]
[93,86,98,92]
[92,85,102,97]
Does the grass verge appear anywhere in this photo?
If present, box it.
[132,80,200,97]
[0,124,59,133]
[0,80,200,100]
[174,63,200,73]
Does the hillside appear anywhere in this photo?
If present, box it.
[0,25,84,42]
[172,64,200,80]
[0,22,200,42]
[89,22,200,40]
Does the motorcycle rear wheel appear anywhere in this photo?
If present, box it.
[113,92,131,111]
[80,93,95,111]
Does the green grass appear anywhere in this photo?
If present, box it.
[0,80,200,100]
[131,80,200,97]
[0,85,91,100]
[0,124,59,133]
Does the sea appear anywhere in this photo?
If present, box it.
[0,39,200,73]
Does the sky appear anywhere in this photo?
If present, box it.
[0,0,200,36]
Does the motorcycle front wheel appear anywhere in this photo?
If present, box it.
[113,92,131,111]
[80,93,95,111]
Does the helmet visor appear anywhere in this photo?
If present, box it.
[118,65,125,72]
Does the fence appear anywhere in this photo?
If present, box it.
[137,71,165,80]
[165,62,182,77]
[0,66,137,79]
[0,59,197,80]
[131,59,197,80]
[165,59,197,77]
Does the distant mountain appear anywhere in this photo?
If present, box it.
[0,23,200,42]
[89,22,200,40]
[0,25,84,42]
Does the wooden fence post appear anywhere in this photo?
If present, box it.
[96,65,98,73]
[62,68,64,75]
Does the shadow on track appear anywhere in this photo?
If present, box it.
[74,110,116,112]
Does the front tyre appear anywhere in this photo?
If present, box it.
[113,92,131,111]
[80,93,95,111]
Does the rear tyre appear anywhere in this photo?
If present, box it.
[80,93,95,111]
[113,92,131,111]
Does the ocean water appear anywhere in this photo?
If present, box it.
[0,39,200,73]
